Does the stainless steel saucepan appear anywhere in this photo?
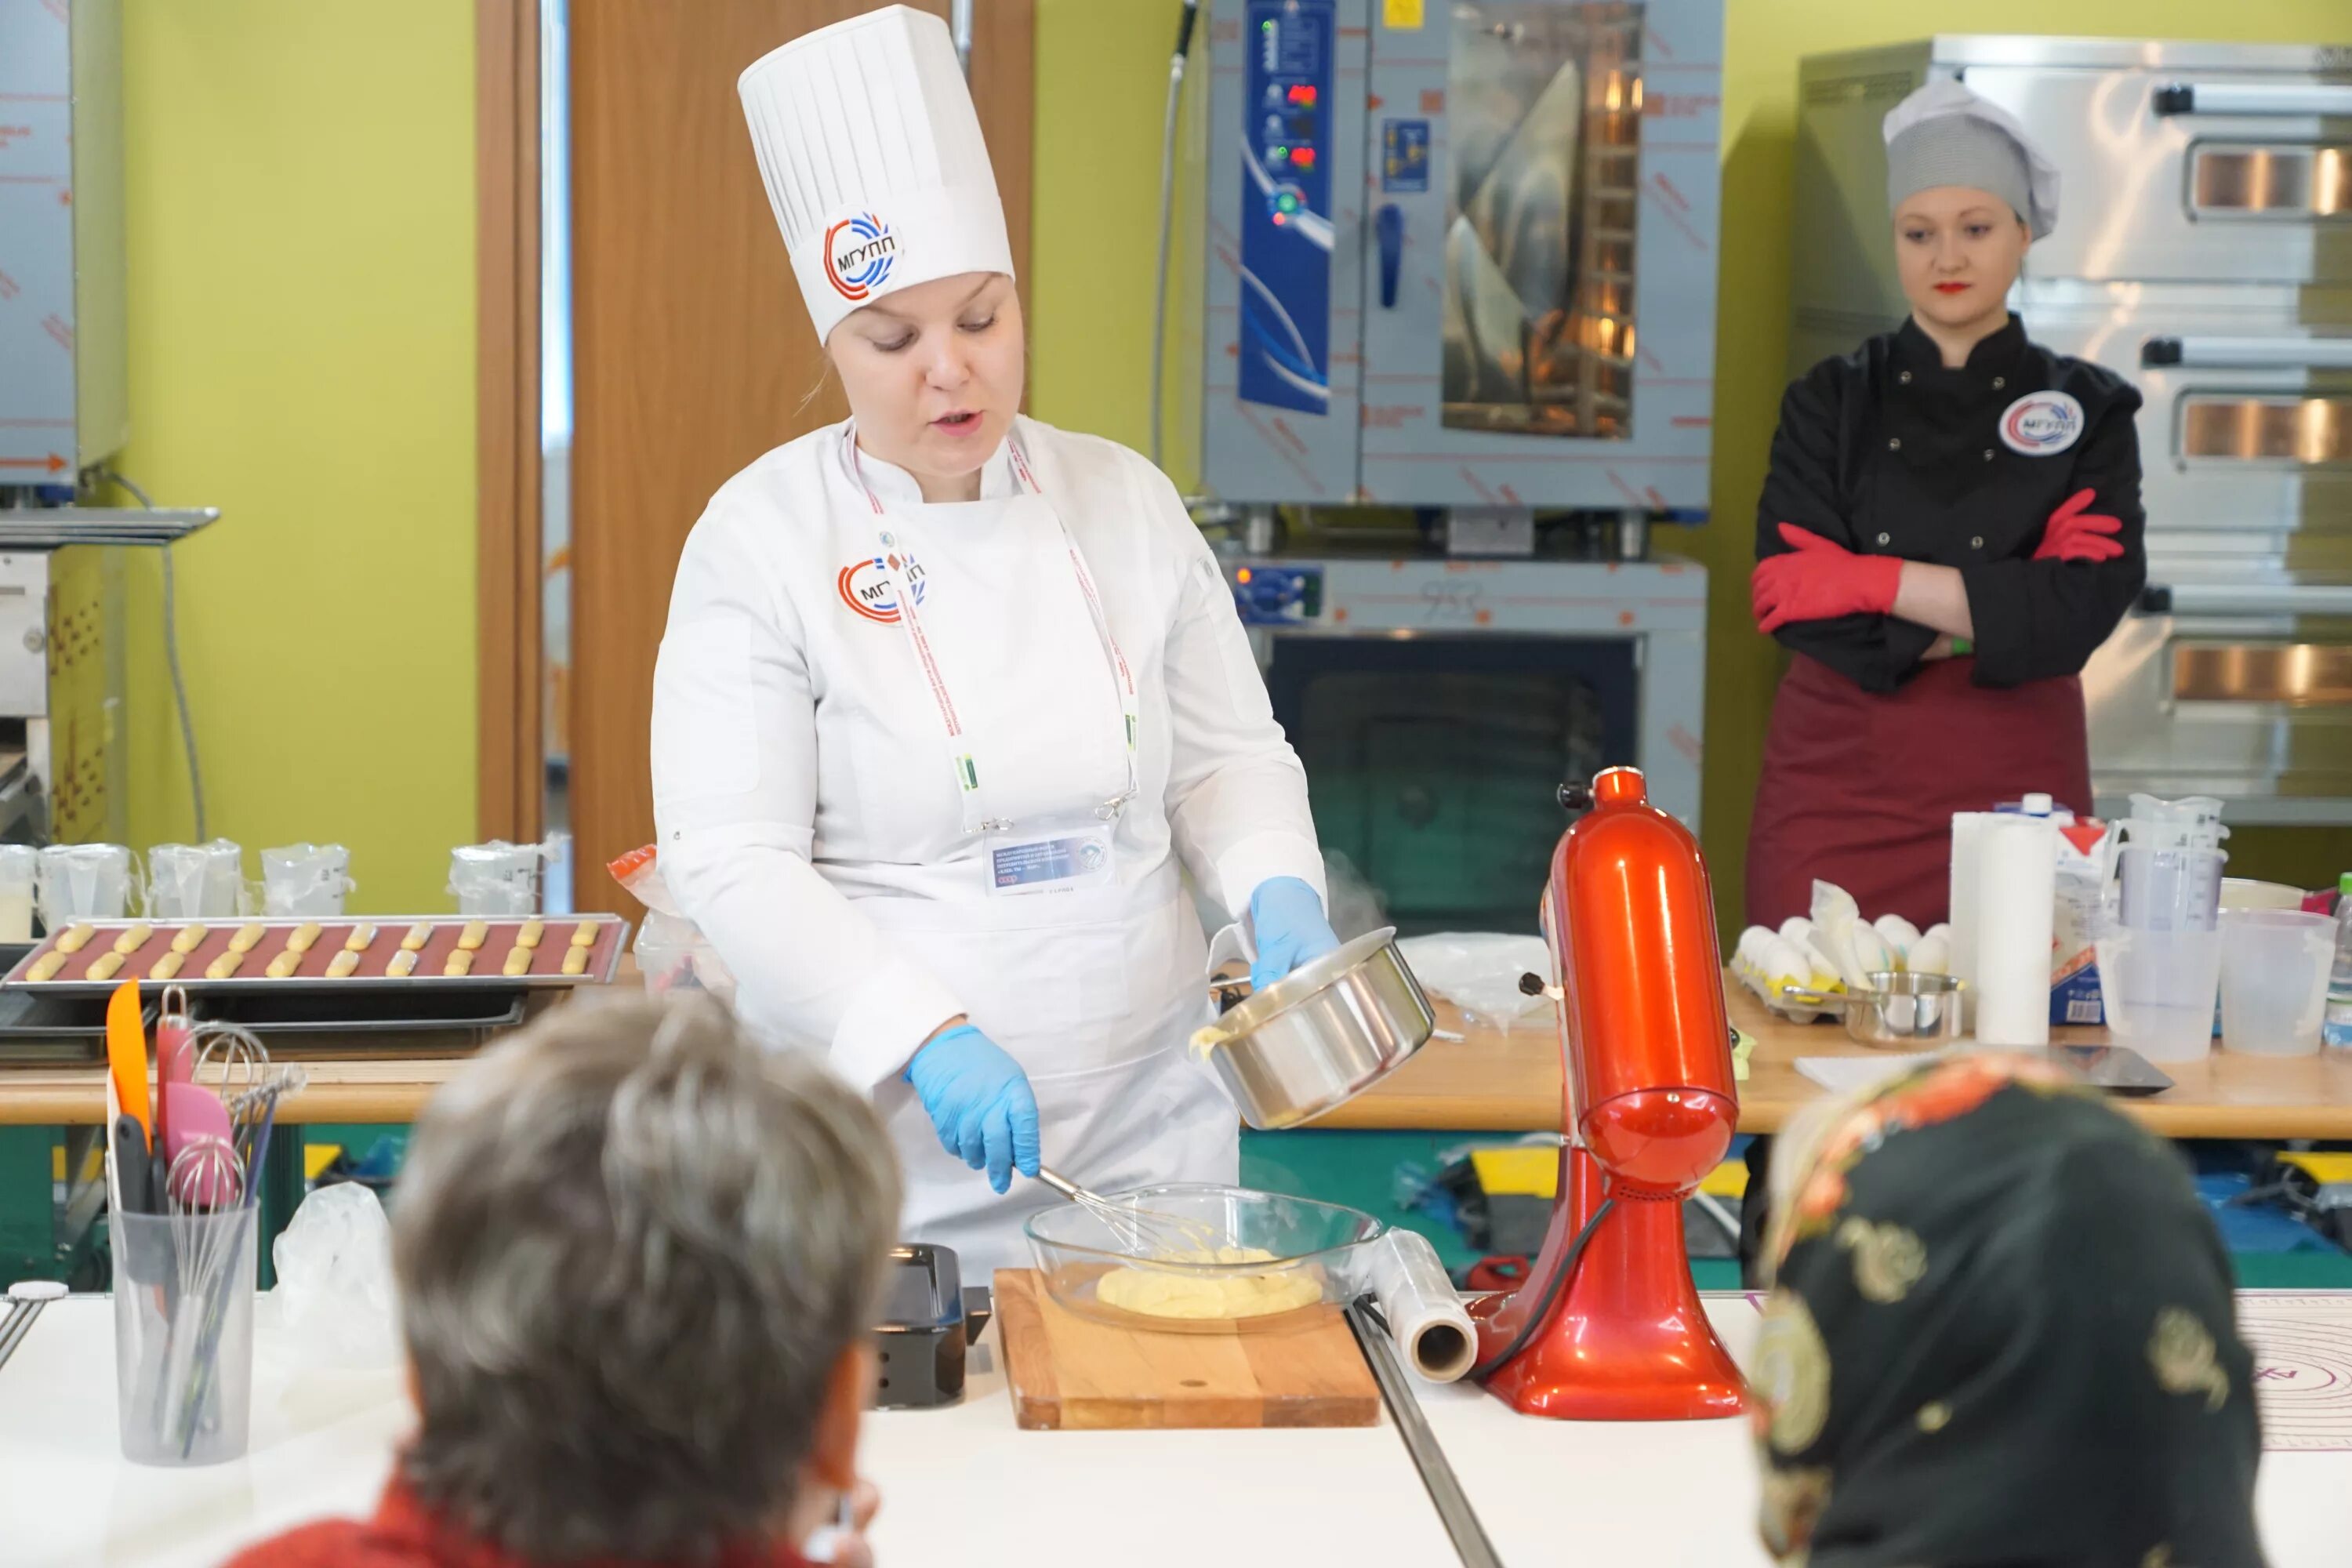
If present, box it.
[1193,926,1436,1130]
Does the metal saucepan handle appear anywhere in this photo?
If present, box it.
[1777,985,1853,1014]
[2140,583,2352,619]
[2151,82,2352,119]
[2142,335,2352,372]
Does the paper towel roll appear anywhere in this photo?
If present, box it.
[1973,814,2056,1047]
[1352,1229,1476,1383]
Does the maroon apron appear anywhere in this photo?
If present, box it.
[1744,655,2092,931]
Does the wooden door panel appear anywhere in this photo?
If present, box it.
[568,0,1032,914]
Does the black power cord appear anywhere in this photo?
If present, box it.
[1467,1189,1617,1381]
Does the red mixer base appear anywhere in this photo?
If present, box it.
[1471,1189,1747,1421]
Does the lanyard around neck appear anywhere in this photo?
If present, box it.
[841,425,1141,839]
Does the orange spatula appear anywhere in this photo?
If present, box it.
[104,978,151,1139]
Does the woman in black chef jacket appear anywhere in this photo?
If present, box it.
[1744,78,2147,935]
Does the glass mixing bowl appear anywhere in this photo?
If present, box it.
[1023,1184,1384,1334]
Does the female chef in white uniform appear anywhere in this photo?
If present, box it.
[652,6,1339,1272]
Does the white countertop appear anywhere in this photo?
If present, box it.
[3,1293,2347,1567]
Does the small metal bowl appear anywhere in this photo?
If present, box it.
[1780,970,1965,1049]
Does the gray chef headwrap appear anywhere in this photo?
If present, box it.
[1883,78,2058,240]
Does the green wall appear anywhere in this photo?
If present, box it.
[1029,1,2352,927]
[113,1,479,913]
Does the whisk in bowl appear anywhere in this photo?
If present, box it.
[1035,1167,1228,1258]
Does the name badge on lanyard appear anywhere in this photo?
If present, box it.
[844,426,1141,898]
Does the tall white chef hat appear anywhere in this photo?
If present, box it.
[739,5,1014,342]
[1883,78,2059,240]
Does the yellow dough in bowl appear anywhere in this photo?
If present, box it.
[1094,1247,1323,1321]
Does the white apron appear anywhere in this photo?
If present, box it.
[844,435,1238,1276]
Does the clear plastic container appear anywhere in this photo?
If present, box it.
[36,843,133,927]
[448,840,543,916]
[260,844,351,917]
[145,840,244,920]
[2223,909,2335,1058]
[2114,844,2227,934]
[113,1207,257,1466]
[0,844,34,941]
[2096,926,2226,1063]
[1025,1185,1381,1335]
[2325,873,2352,1050]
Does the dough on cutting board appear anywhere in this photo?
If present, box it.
[1093,1247,1323,1321]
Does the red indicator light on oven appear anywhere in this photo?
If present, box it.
[1287,85,1317,107]
[1293,147,1316,170]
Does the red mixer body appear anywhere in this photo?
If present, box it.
[1469,766,1747,1420]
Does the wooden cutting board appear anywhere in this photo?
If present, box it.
[993,1269,1381,1430]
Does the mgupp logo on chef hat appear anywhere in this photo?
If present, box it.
[739,5,1015,342]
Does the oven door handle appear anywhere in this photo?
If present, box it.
[2143,336,2352,371]
[2141,583,2352,618]
[2151,82,2352,118]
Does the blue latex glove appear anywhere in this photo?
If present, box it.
[1247,876,1341,990]
[904,1025,1041,1194]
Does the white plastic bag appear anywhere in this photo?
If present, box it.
[608,845,739,1004]
[1396,932,1554,1030]
[270,1182,399,1370]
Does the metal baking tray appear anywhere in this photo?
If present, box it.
[0,935,535,1061]
[874,1243,992,1410]
[0,915,630,998]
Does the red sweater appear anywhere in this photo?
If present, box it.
[222,1482,812,1568]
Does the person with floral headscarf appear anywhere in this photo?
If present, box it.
[1751,1054,2264,1568]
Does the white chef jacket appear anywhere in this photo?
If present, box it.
[649,414,1323,1265]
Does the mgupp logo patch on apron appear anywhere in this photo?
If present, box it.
[838,551,928,624]
[1998,390,2084,456]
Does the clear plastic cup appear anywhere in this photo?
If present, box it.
[0,844,34,941]
[448,840,542,916]
[2114,844,2227,934]
[145,840,244,920]
[112,1207,256,1466]
[260,843,351,917]
[2220,909,2333,1057]
[2095,926,2226,1063]
[36,843,133,927]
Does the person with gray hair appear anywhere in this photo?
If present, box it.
[224,995,902,1568]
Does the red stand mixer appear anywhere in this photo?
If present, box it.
[1467,765,1747,1420]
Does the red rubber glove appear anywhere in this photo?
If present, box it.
[2033,488,2125,563]
[1751,523,1904,634]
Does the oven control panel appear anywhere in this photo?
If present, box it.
[1228,562,1323,626]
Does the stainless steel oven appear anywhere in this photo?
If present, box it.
[1792,36,2352,824]
[1218,539,1705,935]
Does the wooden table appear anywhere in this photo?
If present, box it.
[1315,980,2352,1138]
[0,1054,473,1125]
[10,977,2352,1139]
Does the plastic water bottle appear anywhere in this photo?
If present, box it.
[2325,873,2352,1049]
